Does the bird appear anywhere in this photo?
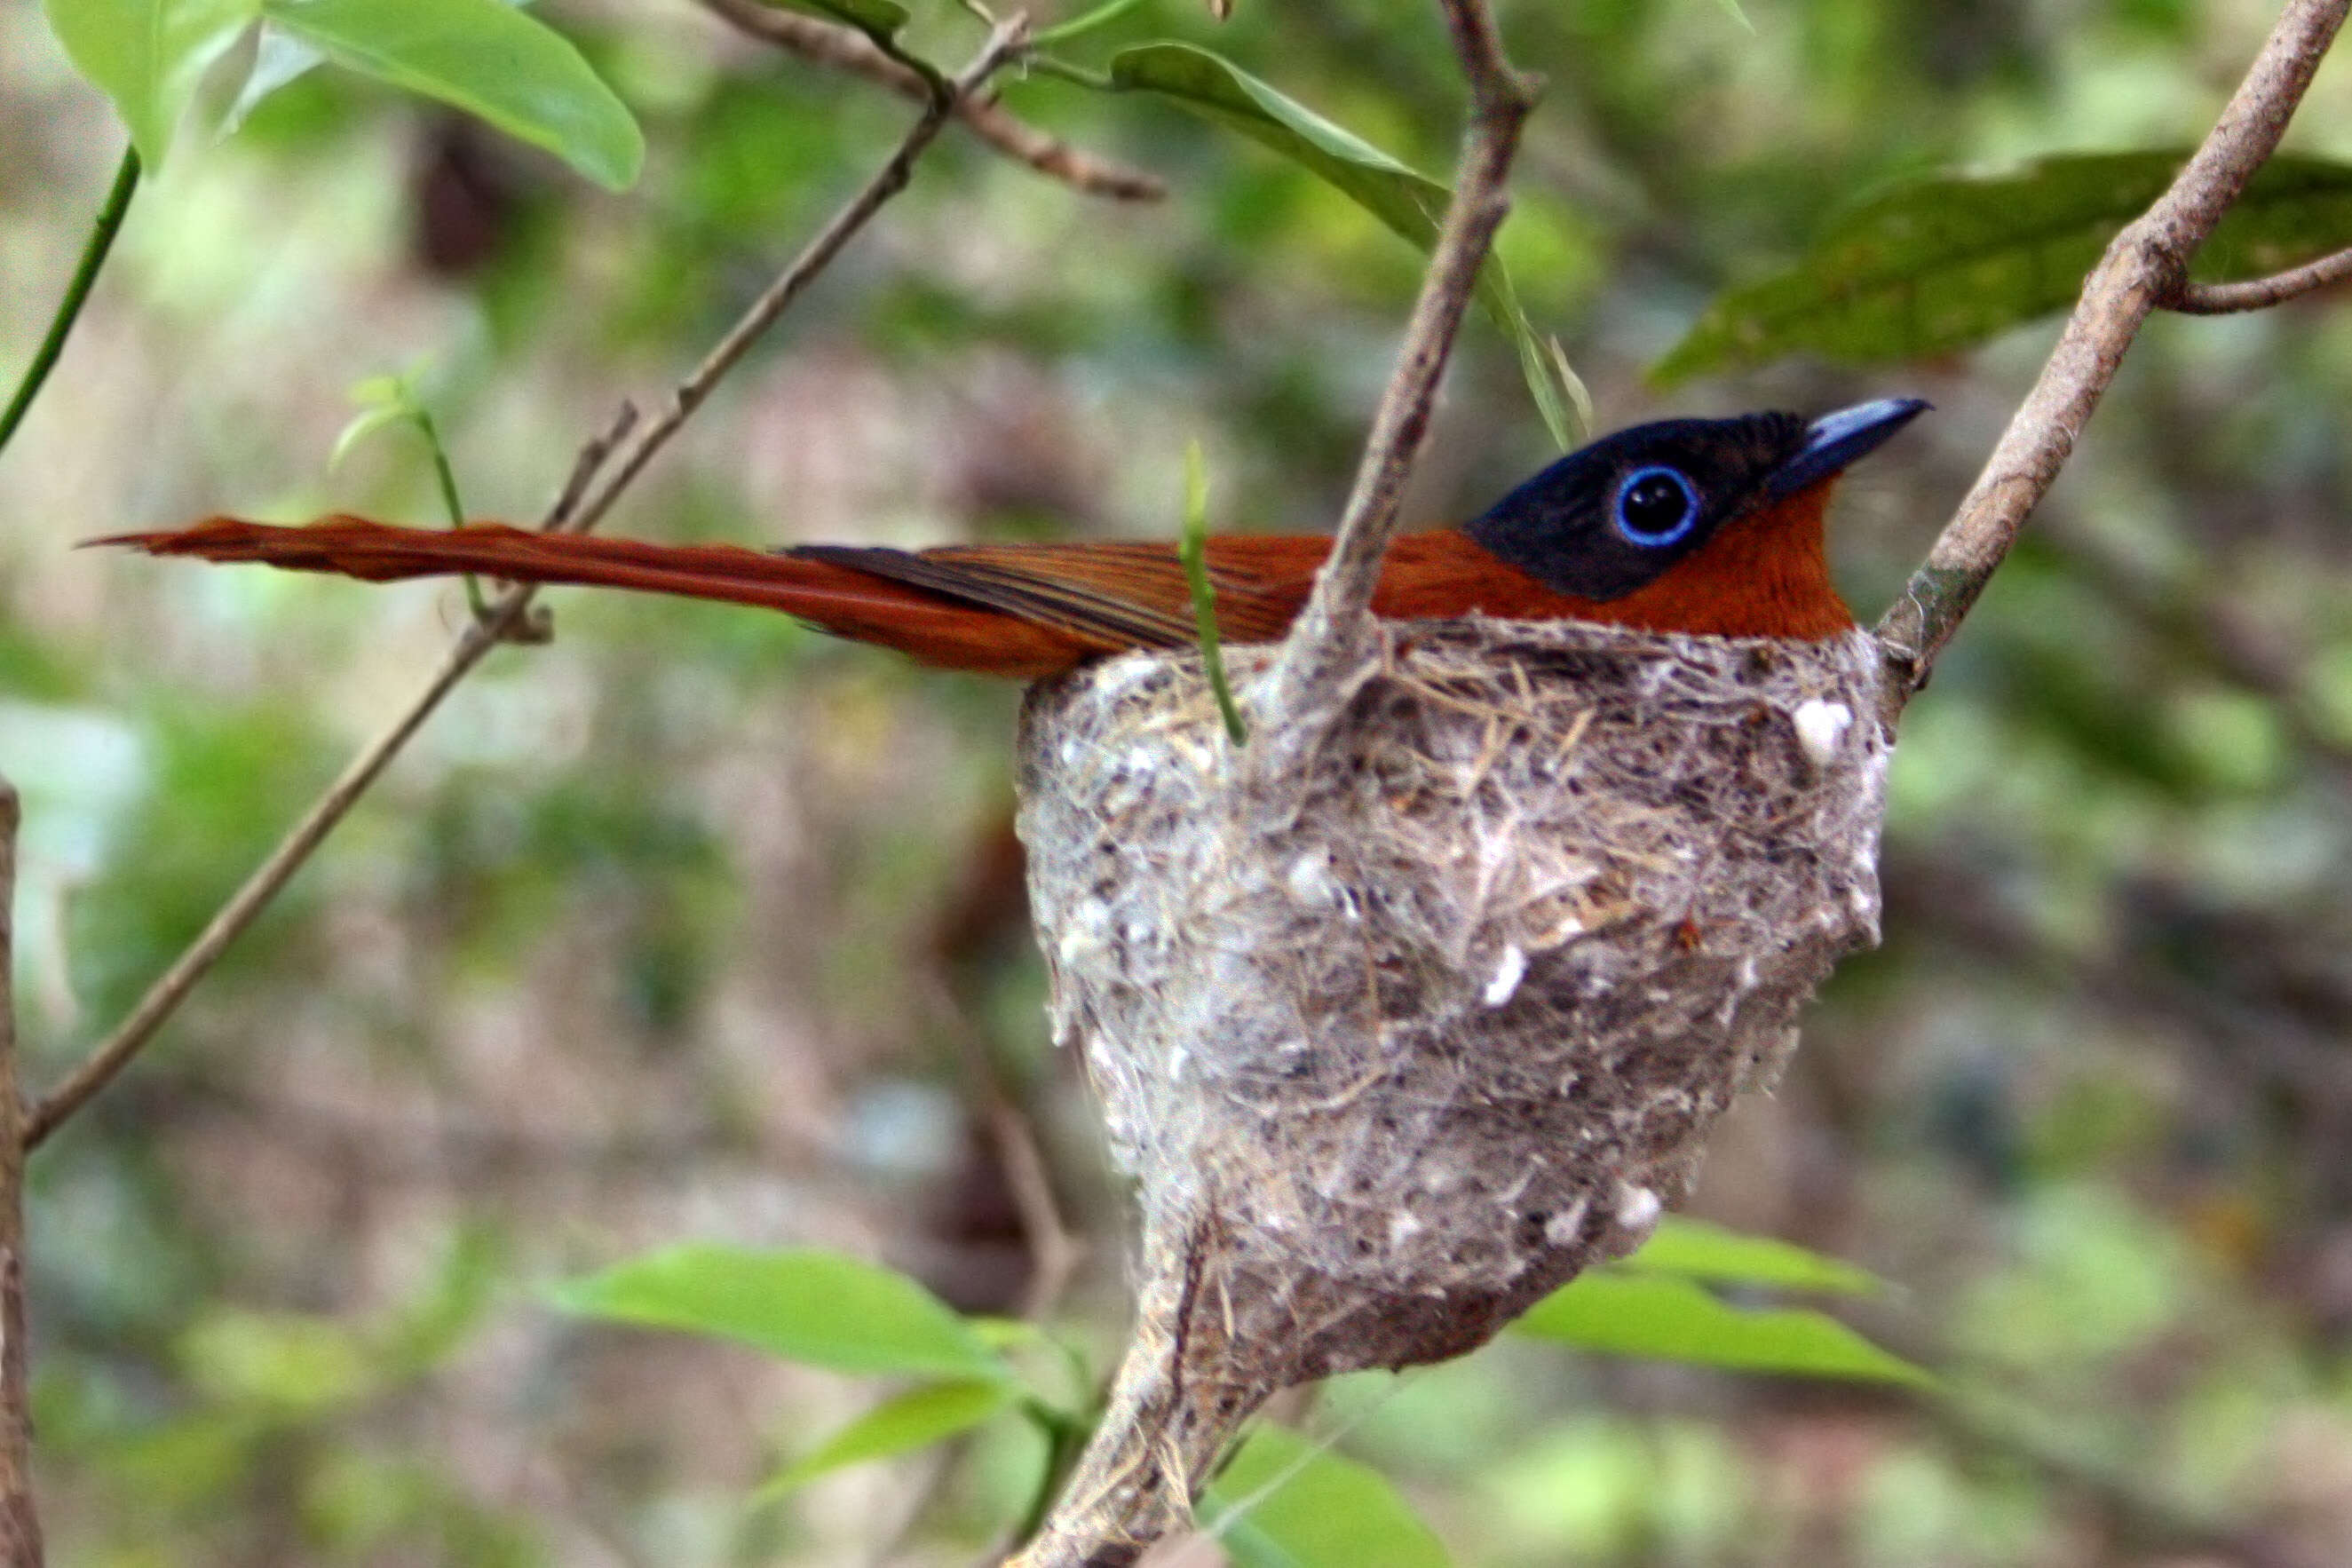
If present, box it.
[95,399,1925,677]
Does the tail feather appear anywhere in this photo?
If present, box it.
[92,516,1104,677]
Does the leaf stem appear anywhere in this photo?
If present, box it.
[0,145,140,465]
[411,406,490,619]
[1024,51,1121,90]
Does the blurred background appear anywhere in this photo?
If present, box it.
[5,0,2352,1562]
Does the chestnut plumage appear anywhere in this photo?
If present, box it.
[94,400,1926,675]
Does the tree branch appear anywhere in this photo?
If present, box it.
[2166,241,2352,313]
[29,23,1033,1150]
[1873,0,2350,703]
[0,779,40,1564]
[697,0,1163,202]
[1247,0,1540,772]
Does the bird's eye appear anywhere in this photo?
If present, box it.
[1613,466,1699,547]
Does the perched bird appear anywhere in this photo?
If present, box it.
[96,399,1924,674]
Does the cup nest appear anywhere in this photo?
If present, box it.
[1009,616,1890,1567]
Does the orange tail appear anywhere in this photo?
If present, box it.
[94,517,1108,677]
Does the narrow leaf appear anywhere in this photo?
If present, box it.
[1104,43,1575,447]
[550,1244,1007,1381]
[1034,0,1152,47]
[756,0,909,47]
[1179,440,1247,746]
[328,403,412,471]
[1201,1424,1451,1568]
[1514,1271,1931,1386]
[257,0,643,189]
[42,0,257,163]
[758,1380,1010,1498]
[1653,151,2352,383]
[1625,1217,1881,1295]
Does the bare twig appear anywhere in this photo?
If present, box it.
[698,0,1163,201]
[0,779,41,1565]
[1873,0,2350,701]
[31,26,1031,1150]
[2166,241,2352,313]
[566,23,1030,539]
[1248,0,1539,769]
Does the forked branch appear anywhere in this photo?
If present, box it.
[697,0,1163,200]
[2166,241,2352,313]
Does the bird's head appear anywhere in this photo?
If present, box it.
[1462,397,1928,638]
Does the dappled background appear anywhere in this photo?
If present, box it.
[5,0,2352,1563]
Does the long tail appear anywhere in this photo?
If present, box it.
[93,517,1105,677]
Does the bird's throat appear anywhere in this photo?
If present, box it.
[1582,481,1854,641]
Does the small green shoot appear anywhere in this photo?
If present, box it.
[1179,440,1247,747]
[332,373,487,620]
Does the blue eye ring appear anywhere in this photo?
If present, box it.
[1612,465,1700,547]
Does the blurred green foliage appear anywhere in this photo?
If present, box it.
[9,0,2352,1563]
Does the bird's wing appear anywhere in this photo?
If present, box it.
[788,539,1311,650]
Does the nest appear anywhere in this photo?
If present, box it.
[1008,617,1890,1567]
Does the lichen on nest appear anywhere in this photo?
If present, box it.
[1010,616,1890,1567]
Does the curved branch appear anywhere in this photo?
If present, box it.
[2167,241,2352,313]
[1873,0,2350,705]
[697,0,1164,202]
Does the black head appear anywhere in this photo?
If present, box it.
[1462,399,1928,601]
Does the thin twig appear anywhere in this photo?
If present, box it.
[2166,241,2352,313]
[0,145,139,465]
[1247,0,1539,773]
[29,28,1031,1151]
[698,0,1163,201]
[0,779,41,1565]
[564,22,1031,541]
[1873,0,2350,703]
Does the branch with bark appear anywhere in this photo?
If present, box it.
[1247,0,1540,778]
[696,0,1163,201]
[1873,0,2352,703]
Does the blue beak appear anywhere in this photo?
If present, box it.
[1763,397,1929,499]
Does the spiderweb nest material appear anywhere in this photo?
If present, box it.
[1008,617,1890,1568]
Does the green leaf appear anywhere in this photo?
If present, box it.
[550,1244,1008,1381]
[220,24,324,135]
[1514,1271,1932,1386]
[1653,151,2352,383]
[1624,1217,1881,1295]
[757,1380,1011,1498]
[1105,42,1575,448]
[42,0,257,163]
[756,0,909,48]
[1034,0,1152,47]
[1200,1424,1451,1568]
[257,0,642,189]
